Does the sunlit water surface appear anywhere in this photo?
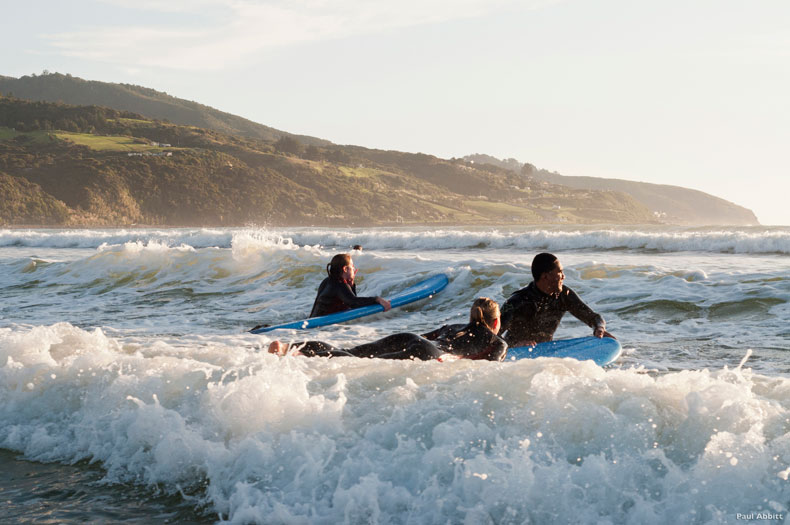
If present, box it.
[1,226,789,524]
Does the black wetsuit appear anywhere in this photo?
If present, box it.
[500,282,604,346]
[422,321,508,361]
[294,333,443,360]
[309,277,379,317]
[294,321,507,362]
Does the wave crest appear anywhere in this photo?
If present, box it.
[4,226,790,254]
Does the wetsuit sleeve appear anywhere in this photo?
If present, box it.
[334,280,380,309]
[486,336,508,361]
[456,333,508,361]
[310,278,380,317]
[421,326,446,340]
[563,287,605,330]
[292,341,355,357]
[421,324,467,341]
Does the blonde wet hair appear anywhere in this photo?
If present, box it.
[469,297,500,331]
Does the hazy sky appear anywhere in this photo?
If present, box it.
[3,0,789,224]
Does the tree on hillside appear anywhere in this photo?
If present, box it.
[274,136,303,156]
[521,163,537,176]
[303,144,322,161]
[325,148,350,164]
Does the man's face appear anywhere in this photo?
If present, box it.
[539,260,564,294]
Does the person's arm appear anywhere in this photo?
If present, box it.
[334,280,384,309]
[421,326,444,341]
[376,297,392,311]
[563,288,606,338]
[484,336,508,361]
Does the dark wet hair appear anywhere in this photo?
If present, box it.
[531,252,558,281]
[327,253,352,280]
[469,297,500,331]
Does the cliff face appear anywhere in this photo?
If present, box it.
[0,172,70,225]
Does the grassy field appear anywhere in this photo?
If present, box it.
[0,127,57,144]
[1,127,169,152]
[337,166,389,179]
[111,117,155,126]
[53,132,165,152]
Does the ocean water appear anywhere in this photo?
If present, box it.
[1,225,790,524]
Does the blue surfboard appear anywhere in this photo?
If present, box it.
[250,273,450,334]
[508,336,622,366]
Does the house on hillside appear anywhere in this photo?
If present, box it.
[126,151,173,157]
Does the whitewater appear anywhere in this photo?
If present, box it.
[1,226,789,524]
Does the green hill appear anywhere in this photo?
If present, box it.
[0,97,657,227]
[528,171,758,226]
[463,154,759,226]
[1,72,757,226]
[0,72,328,146]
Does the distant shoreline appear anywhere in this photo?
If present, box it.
[3,220,774,230]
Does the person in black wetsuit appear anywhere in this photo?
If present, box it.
[421,297,507,361]
[267,297,507,361]
[310,253,391,317]
[500,252,606,347]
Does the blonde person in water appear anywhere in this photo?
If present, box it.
[268,297,507,361]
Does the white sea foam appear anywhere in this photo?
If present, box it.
[1,323,790,523]
[0,228,234,249]
[3,226,790,254]
[1,226,790,522]
[246,227,790,255]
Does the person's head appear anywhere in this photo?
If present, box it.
[327,253,356,281]
[532,252,564,294]
[352,244,363,251]
[469,297,501,334]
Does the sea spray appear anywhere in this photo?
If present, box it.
[1,226,790,523]
[2,323,790,523]
[4,226,790,254]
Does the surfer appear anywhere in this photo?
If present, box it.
[500,252,607,347]
[310,253,391,317]
[421,297,507,360]
[268,297,507,361]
